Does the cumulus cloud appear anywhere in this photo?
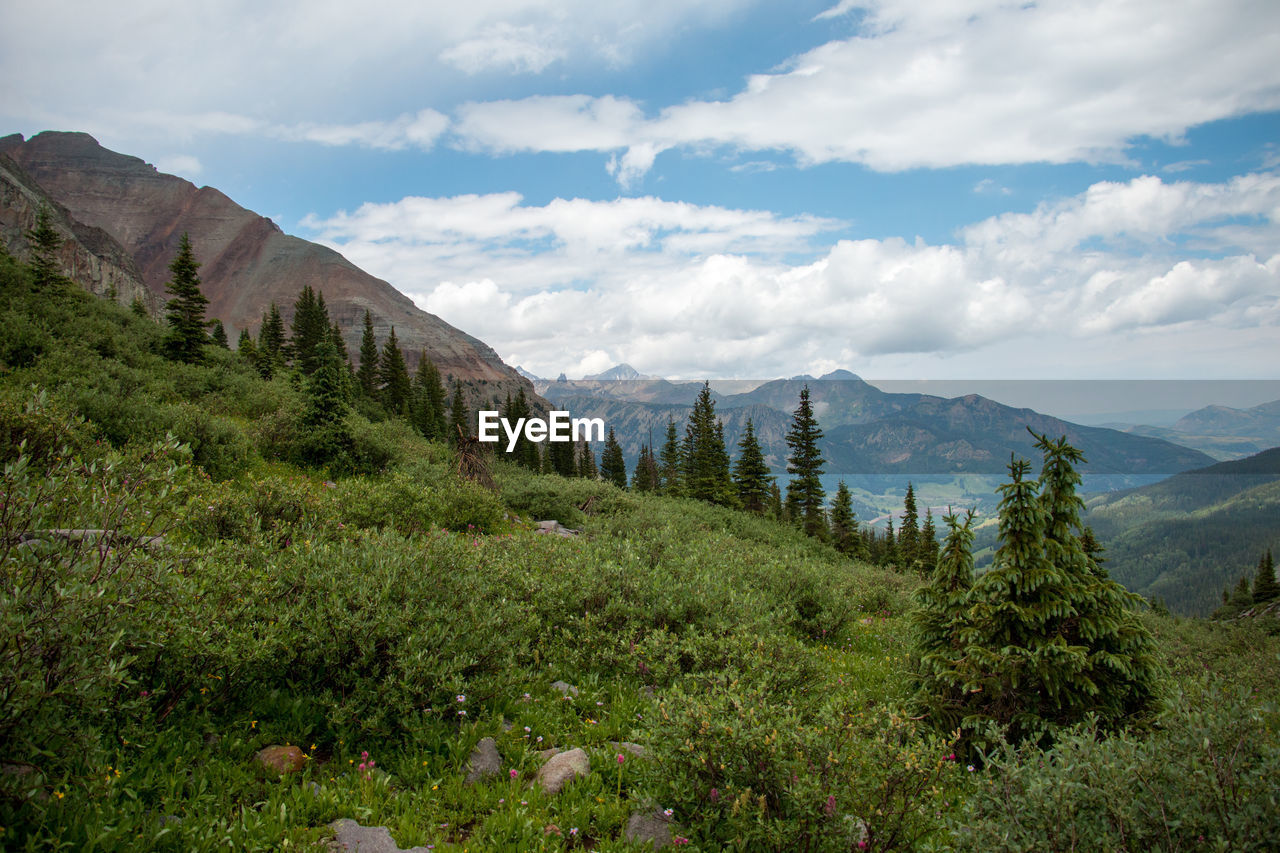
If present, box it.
[302,172,1280,378]
[439,23,567,74]
[454,0,1280,182]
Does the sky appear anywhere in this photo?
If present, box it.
[3,0,1279,388]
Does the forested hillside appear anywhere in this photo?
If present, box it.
[2,248,1278,851]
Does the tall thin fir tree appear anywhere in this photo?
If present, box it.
[829,481,863,557]
[683,383,735,506]
[290,285,331,376]
[659,419,685,496]
[732,418,773,514]
[1252,549,1277,603]
[600,427,628,488]
[898,483,921,571]
[577,442,598,479]
[449,382,470,443]
[411,354,448,440]
[918,508,940,572]
[378,327,412,416]
[356,310,380,399]
[163,234,210,364]
[296,339,353,471]
[257,303,287,378]
[236,329,258,369]
[631,443,660,491]
[785,385,827,538]
[910,509,977,734]
[25,206,64,291]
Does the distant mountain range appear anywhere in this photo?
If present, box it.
[539,367,1216,477]
[1084,447,1280,616]
[0,131,534,407]
[1112,399,1280,460]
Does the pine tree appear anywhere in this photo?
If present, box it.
[356,310,380,398]
[410,354,447,440]
[732,418,773,513]
[378,327,411,416]
[632,443,659,491]
[659,419,684,496]
[209,319,229,349]
[600,427,628,488]
[767,482,783,520]
[497,387,531,464]
[290,285,331,376]
[1254,549,1278,603]
[449,382,470,442]
[785,385,827,538]
[25,206,64,291]
[683,383,736,506]
[911,509,977,734]
[578,442,598,479]
[163,234,210,364]
[257,303,287,378]
[236,329,257,367]
[829,481,864,556]
[899,483,921,571]
[295,339,352,470]
[919,508,940,572]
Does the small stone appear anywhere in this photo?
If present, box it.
[638,685,656,700]
[626,810,673,848]
[255,745,306,775]
[328,818,433,853]
[537,747,562,761]
[464,736,502,785]
[551,680,579,697]
[609,741,645,758]
[535,747,589,795]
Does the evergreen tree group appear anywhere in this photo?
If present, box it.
[911,435,1161,746]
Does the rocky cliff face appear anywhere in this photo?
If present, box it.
[1,131,534,405]
[1,139,157,312]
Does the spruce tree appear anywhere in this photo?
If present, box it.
[767,482,784,520]
[732,418,773,513]
[163,234,210,364]
[1254,549,1278,603]
[899,483,921,571]
[209,319,229,349]
[497,387,532,464]
[683,383,736,506]
[25,206,64,291]
[290,285,331,376]
[378,327,411,416]
[911,509,977,733]
[600,427,628,488]
[578,442,598,479]
[295,339,352,471]
[785,385,827,538]
[632,443,659,491]
[236,329,257,367]
[411,354,447,440]
[829,481,863,556]
[659,419,684,496]
[919,508,940,572]
[356,310,380,398]
[257,303,287,378]
[449,382,470,442]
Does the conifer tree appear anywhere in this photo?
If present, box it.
[329,323,349,364]
[356,310,380,398]
[497,388,532,464]
[785,385,827,538]
[600,427,628,488]
[295,339,353,470]
[683,383,736,506]
[257,303,287,378]
[449,382,470,442]
[163,234,210,364]
[632,443,659,491]
[732,418,773,513]
[883,518,898,568]
[899,483,921,570]
[659,419,684,496]
[378,327,411,416]
[290,285,332,375]
[768,482,784,520]
[911,509,977,733]
[25,206,64,291]
[411,354,448,440]
[236,329,257,367]
[919,508,940,572]
[209,319,229,349]
[578,442,598,479]
[1254,549,1278,603]
[829,481,864,556]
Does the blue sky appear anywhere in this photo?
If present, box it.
[3,0,1279,385]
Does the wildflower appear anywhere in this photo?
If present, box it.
[458,710,467,717]
[509,769,518,779]
[673,838,690,846]
[570,827,578,836]
[967,764,976,772]
[617,753,625,764]
[536,736,543,743]
[457,694,466,703]
[524,726,531,733]
[663,808,673,818]
[824,795,837,816]
[710,788,719,803]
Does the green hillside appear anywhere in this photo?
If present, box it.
[1085,449,1280,615]
[3,252,1279,851]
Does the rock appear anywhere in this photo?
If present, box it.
[464,736,502,785]
[537,747,562,761]
[609,741,645,758]
[1,762,48,801]
[638,685,656,700]
[255,745,306,775]
[534,520,581,537]
[535,747,590,795]
[845,816,869,847]
[626,810,673,848]
[327,819,433,853]
[551,680,579,697]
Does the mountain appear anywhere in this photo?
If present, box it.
[1084,447,1280,615]
[584,363,660,381]
[0,131,533,404]
[1107,400,1280,461]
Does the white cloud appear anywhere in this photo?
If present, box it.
[439,24,567,74]
[454,0,1280,182]
[153,154,203,178]
[279,110,449,151]
[303,172,1280,379]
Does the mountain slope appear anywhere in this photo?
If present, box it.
[1,131,531,401]
[1084,447,1280,615]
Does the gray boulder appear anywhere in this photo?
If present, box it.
[464,736,502,785]
[535,747,590,795]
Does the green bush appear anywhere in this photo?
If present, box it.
[164,402,255,481]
